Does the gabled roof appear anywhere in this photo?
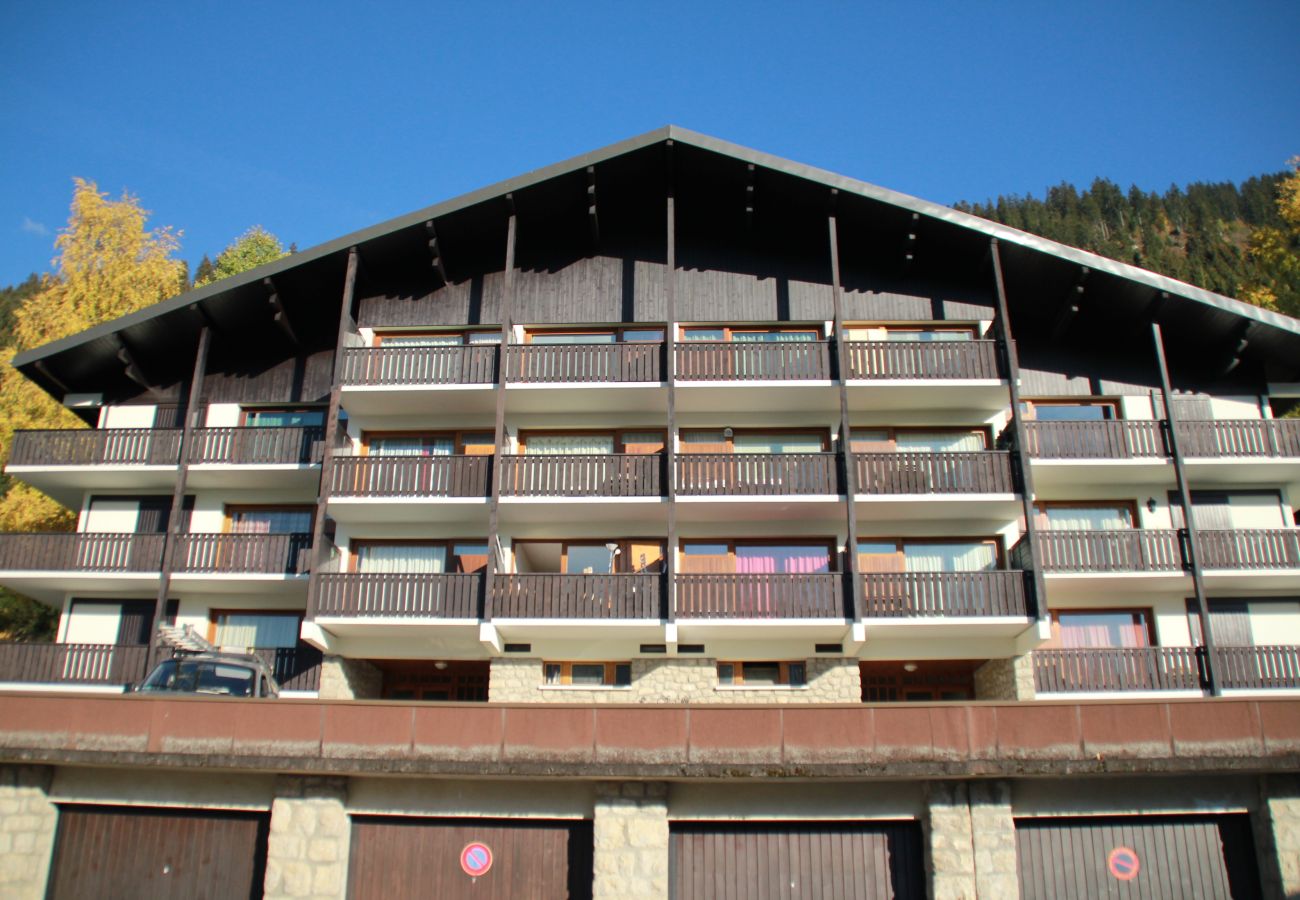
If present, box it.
[15,125,1300,396]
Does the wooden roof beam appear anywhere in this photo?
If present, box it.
[114,335,152,390]
[587,166,600,250]
[263,277,300,348]
[424,221,450,286]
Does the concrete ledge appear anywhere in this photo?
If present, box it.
[0,694,1298,780]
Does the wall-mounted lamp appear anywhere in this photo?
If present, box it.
[1146,498,1158,513]
[722,427,734,438]
[902,662,919,673]
[434,661,448,670]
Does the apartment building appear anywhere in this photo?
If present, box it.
[1,128,1298,898]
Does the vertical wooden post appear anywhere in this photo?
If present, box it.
[147,324,210,668]
[827,194,862,622]
[1152,321,1219,695]
[664,144,678,624]
[485,202,517,621]
[989,239,1048,624]
[306,247,360,621]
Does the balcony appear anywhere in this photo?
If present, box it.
[498,455,666,525]
[314,573,484,620]
[1178,419,1300,458]
[6,429,183,503]
[505,344,668,416]
[327,455,491,524]
[674,342,836,415]
[0,642,323,693]
[185,426,324,489]
[1033,645,1300,695]
[853,451,1018,521]
[488,574,664,644]
[859,572,1030,637]
[1199,528,1300,590]
[843,340,1006,412]
[170,533,312,593]
[675,453,842,522]
[338,344,498,415]
[1032,530,1183,573]
[0,532,165,599]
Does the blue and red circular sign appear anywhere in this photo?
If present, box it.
[1107,846,1140,881]
[461,841,493,878]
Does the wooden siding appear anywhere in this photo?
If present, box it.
[860,571,1028,618]
[46,805,269,900]
[674,270,833,322]
[347,816,593,900]
[669,821,924,900]
[1015,814,1260,900]
[202,349,334,404]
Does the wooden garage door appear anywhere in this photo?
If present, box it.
[670,821,924,900]
[46,804,269,900]
[1016,814,1261,899]
[348,816,593,900]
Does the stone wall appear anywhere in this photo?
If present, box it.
[488,657,860,704]
[974,654,1035,700]
[968,781,1018,899]
[1258,774,1300,899]
[317,656,382,700]
[592,782,669,900]
[0,765,57,900]
[264,776,350,900]
[924,779,1017,900]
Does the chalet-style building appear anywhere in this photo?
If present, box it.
[1,127,1299,898]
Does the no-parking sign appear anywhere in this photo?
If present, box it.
[1107,846,1140,881]
[461,841,493,877]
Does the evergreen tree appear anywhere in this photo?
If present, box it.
[194,226,288,287]
[192,254,216,287]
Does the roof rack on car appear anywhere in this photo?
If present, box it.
[156,624,216,653]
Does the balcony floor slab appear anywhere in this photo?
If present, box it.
[1030,458,1173,491]
[675,495,847,523]
[340,383,497,416]
[845,380,1008,412]
[170,573,310,594]
[853,494,1020,523]
[185,464,320,491]
[5,465,177,507]
[505,383,668,415]
[327,497,491,526]
[859,616,1033,640]
[675,381,839,414]
[498,496,668,527]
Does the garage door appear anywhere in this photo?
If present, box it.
[670,821,924,900]
[348,816,593,899]
[46,804,269,900]
[1016,814,1261,899]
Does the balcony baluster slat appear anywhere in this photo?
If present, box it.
[491,574,663,619]
[499,454,663,497]
[314,573,484,619]
[675,573,844,619]
[853,451,1013,494]
[340,345,498,386]
[859,571,1028,618]
[508,343,663,383]
[9,428,183,467]
[675,341,831,381]
[188,427,324,465]
[0,533,166,572]
[171,533,312,575]
[676,453,839,496]
[844,340,1000,380]
[329,455,491,498]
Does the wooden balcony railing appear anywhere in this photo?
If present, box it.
[1213,645,1300,690]
[499,454,664,497]
[1023,420,1167,459]
[675,341,831,381]
[0,642,151,685]
[491,574,663,619]
[859,571,1028,618]
[188,427,324,466]
[0,533,166,572]
[844,340,1000,380]
[339,344,498,386]
[1033,530,1183,572]
[675,573,845,619]
[8,428,182,467]
[171,533,312,575]
[1197,529,1300,570]
[1032,647,1204,693]
[329,455,491,497]
[252,646,323,692]
[676,453,840,496]
[314,573,484,619]
[854,451,1013,494]
[1176,419,1300,458]
[507,343,664,383]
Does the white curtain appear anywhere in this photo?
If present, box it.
[895,431,985,452]
[732,331,815,343]
[214,614,299,649]
[230,509,312,533]
[356,544,446,574]
[526,435,616,455]
[903,542,996,572]
[1043,506,1130,530]
[884,330,970,342]
[529,333,616,345]
[369,436,454,457]
[381,334,463,347]
[734,433,822,454]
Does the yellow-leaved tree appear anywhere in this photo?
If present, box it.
[1241,157,1300,315]
[0,180,183,534]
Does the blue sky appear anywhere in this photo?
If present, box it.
[2,1,1298,287]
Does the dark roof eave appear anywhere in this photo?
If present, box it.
[14,124,1300,372]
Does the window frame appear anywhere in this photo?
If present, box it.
[374,329,501,346]
[542,661,632,687]
[1033,500,1138,530]
[206,608,304,649]
[678,427,831,453]
[716,660,807,687]
[222,504,316,534]
[1047,607,1157,649]
[522,327,665,344]
[678,325,824,342]
[855,536,1005,571]
[360,430,495,456]
[844,323,979,341]
[348,539,488,574]
[678,539,839,574]
[517,429,667,454]
[1020,398,1121,421]
[238,405,328,428]
[512,538,666,574]
[848,426,991,452]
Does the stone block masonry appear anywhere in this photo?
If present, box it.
[264,775,351,900]
[317,655,382,700]
[974,654,1035,700]
[924,779,1017,900]
[593,781,669,900]
[0,765,58,900]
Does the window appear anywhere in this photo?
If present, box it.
[680,541,834,574]
[524,327,664,345]
[717,661,806,687]
[680,429,828,454]
[376,330,500,346]
[849,428,988,453]
[513,540,664,574]
[351,541,487,574]
[519,430,665,455]
[226,506,314,534]
[860,661,977,702]
[1036,503,1134,531]
[846,325,975,342]
[543,662,631,687]
[241,407,325,428]
[856,539,999,573]
[363,431,494,456]
[209,610,301,649]
[1021,399,1118,421]
[1050,610,1154,648]
[680,326,820,342]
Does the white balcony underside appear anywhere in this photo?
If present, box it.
[184,464,319,490]
[674,382,839,414]
[846,381,1008,412]
[505,383,668,415]
[0,571,161,604]
[326,497,491,525]
[168,573,310,594]
[6,465,177,506]
[673,618,852,643]
[859,615,1033,639]
[339,383,497,416]
[498,497,669,526]
[853,494,1020,523]
[674,495,846,523]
